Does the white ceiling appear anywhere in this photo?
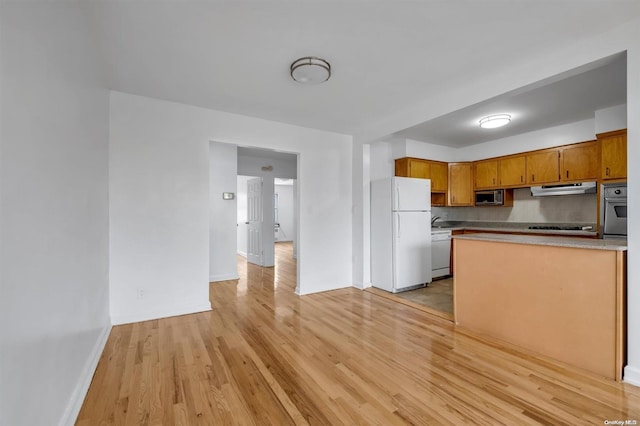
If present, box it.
[394,53,627,147]
[86,1,640,143]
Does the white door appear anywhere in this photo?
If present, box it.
[393,177,431,211]
[247,177,263,265]
[392,211,432,291]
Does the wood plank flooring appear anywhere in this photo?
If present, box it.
[77,242,640,425]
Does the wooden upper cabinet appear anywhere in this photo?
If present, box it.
[499,155,526,187]
[526,150,560,185]
[448,162,473,206]
[395,158,448,192]
[474,159,499,189]
[599,130,627,180]
[561,141,598,182]
[395,158,430,179]
[430,162,448,192]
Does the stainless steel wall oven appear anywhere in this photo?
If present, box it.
[600,183,627,240]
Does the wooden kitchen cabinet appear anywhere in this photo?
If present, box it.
[526,149,560,185]
[599,129,627,180]
[499,155,526,187]
[448,162,473,206]
[561,141,598,182]
[395,157,430,179]
[395,157,448,206]
[395,157,448,192]
[430,161,448,193]
[474,159,498,189]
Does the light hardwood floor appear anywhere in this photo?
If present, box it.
[78,242,640,425]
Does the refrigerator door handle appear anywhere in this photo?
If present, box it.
[396,186,400,210]
[397,215,401,238]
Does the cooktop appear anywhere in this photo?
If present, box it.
[528,225,584,231]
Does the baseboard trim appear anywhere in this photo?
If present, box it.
[296,282,351,296]
[352,281,364,290]
[237,250,247,258]
[352,281,373,290]
[209,273,240,282]
[624,365,640,387]
[111,301,212,326]
[59,323,112,426]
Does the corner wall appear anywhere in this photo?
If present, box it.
[209,142,239,281]
[624,35,640,387]
[0,3,111,425]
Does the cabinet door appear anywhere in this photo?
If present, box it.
[395,158,431,179]
[499,155,526,187]
[409,159,431,179]
[474,160,498,189]
[601,133,627,179]
[395,158,410,177]
[526,150,560,185]
[448,163,473,206]
[562,141,598,182]
[430,162,448,192]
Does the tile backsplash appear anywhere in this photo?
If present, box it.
[433,188,597,224]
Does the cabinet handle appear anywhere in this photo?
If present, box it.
[531,174,535,182]
[566,170,569,178]
[493,178,495,185]
[606,167,610,176]
[520,176,523,183]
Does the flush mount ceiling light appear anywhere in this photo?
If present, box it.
[290,56,331,84]
[479,114,512,129]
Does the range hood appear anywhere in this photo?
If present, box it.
[530,181,597,197]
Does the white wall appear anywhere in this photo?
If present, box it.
[626,36,640,387]
[109,93,212,324]
[109,91,352,304]
[405,139,459,163]
[595,104,627,134]
[275,184,295,242]
[370,141,395,180]
[0,3,111,425]
[209,142,239,281]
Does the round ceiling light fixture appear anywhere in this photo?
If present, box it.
[479,114,512,129]
[290,56,331,84]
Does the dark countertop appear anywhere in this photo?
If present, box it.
[431,221,598,237]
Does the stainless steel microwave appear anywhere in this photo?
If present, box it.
[475,189,504,206]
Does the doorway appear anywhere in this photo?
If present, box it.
[236,176,297,259]
[235,146,298,291]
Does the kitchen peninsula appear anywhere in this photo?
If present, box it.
[453,233,627,381]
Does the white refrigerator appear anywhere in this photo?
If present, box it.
[371,177,432,293]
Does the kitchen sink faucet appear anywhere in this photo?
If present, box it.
[431,216,441,225]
